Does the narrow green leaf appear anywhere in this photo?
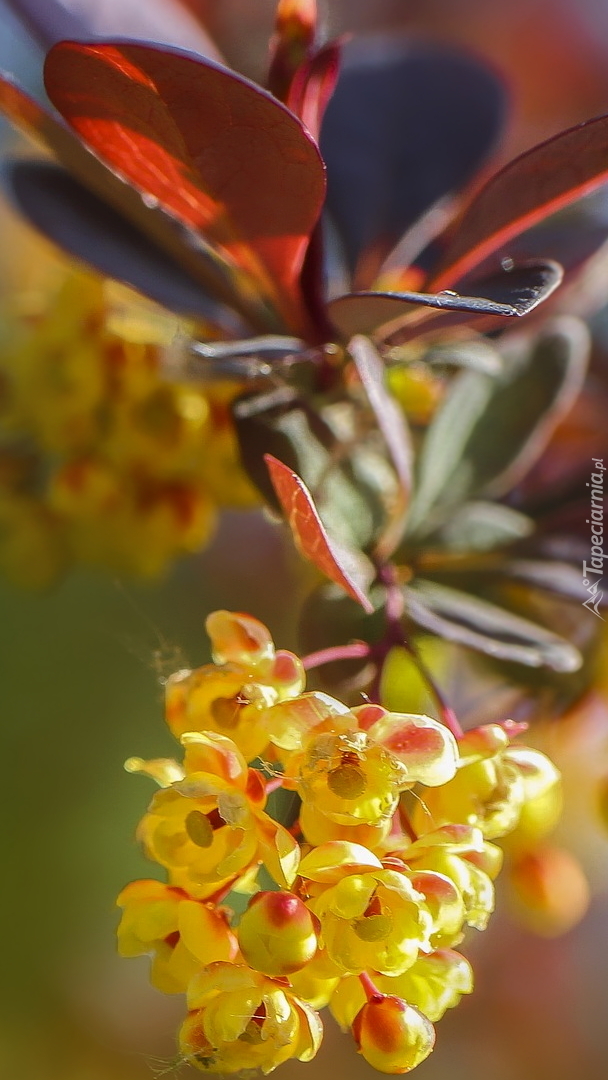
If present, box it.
[406,316,590,537]
[425,501,535,553]
[404,578,582,672]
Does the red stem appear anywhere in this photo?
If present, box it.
[302,641,372,670]
[359,971,383,1001]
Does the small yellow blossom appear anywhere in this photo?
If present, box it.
[331,949,473,1029]
[391,825,501,931]
[165,611,305,761]
[237,890,319,977]
[299,843,433,976]
[116,879,237,992]
[411,723,559,840]
[134,731,300,896]
[180,962,323,1074]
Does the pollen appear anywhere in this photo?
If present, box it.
[210,695,242,730]
[353,912,394,942]
[185,809,215,848]
[327,762,367,799]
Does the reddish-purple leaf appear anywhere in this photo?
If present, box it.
[429,113,608,290]
[264,454,374,612]
[44,41,326,333]
[3,160,245,330]
[6,0,221,56]
[268,0,317,103]
[0,75,276,328]
[287,41,341,144]
[320,38,507,286]
[327,261,563,339]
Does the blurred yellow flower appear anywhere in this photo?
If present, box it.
[0,236,259,584]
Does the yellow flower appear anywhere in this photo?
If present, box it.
[392,825,502,931]
[331,949,473,1029]
[265,690,353,757]
[506,844,589,937]
[179,962,323,1074]
[116,878,237,993]
[287,949,342,1009]
[299,800,392,850]
[0,267,259,583]
[165,611,305,762]
[298,843,433,976]
[353,705,459,788]
[411,722,561,841]
[400,868,466,949]
[133,731,300,896]
[297,730,410,826]
[278,701,458,829]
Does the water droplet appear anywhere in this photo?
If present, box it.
[142,193,160,210]
[501,257,515,272]
[437,290,459,297]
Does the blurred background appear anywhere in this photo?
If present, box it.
[1,2,608,1079]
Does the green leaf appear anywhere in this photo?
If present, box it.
[406,316,590,537]
[422,339,503,375]
[234,392,399,553]
[348,335,413,559]
[424,501,535,553]
[404,578,582,672]
[493,558,587,603]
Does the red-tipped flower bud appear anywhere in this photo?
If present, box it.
[352,994,435,1074]
[238,890,319,977]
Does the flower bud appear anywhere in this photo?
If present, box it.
[508,845,589,936]
[352,994,435,1074]
[238,890,318,976]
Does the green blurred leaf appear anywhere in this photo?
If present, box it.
[348,334,413,559]
[404,578,582,672]
[422,338,504,375]
[492,558,587,602]
[235,392,399,552]
[406,316,590,537]
[380,641,445,715]
[424,500,535,553]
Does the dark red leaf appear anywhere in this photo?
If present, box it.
[264,454,375,612]
[3,160,245,330]
[327,261,563,339]
[429,113,608,290]
[287,41,341,144]
[44,41,326,334]
[320,37,507,286]
[0,74,270,327]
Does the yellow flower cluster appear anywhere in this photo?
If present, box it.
[118,611,562,1075]
[0,269,258,585]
